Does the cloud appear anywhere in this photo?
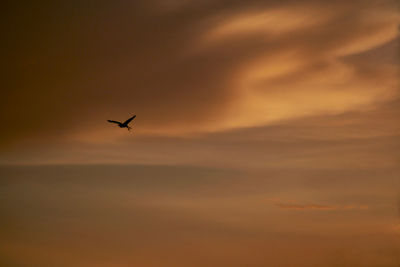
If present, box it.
[1,95,399,167]
[1,0,399,147]
[271,197,371,211]
[201,5,332,43]
[274,202,369,211]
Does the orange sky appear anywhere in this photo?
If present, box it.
[1,0,399,266]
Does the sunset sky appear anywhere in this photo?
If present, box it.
[1,0,400,266]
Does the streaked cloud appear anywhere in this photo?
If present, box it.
[202,6,331,43]
[1,164,399,266]
[274,202,369,211]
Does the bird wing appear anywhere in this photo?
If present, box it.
[107,120,122,124]
[123,115,136,125]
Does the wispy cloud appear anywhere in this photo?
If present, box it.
[274,201,369,211]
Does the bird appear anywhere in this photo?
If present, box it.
[107,115,136,131]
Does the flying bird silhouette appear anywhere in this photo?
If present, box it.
[107,115,136,131]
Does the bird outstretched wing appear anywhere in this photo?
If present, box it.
[107,120,121,124]
[123,115,136,125]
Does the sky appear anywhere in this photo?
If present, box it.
[1,0,400,266]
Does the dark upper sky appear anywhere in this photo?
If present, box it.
[2,0,399,149]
